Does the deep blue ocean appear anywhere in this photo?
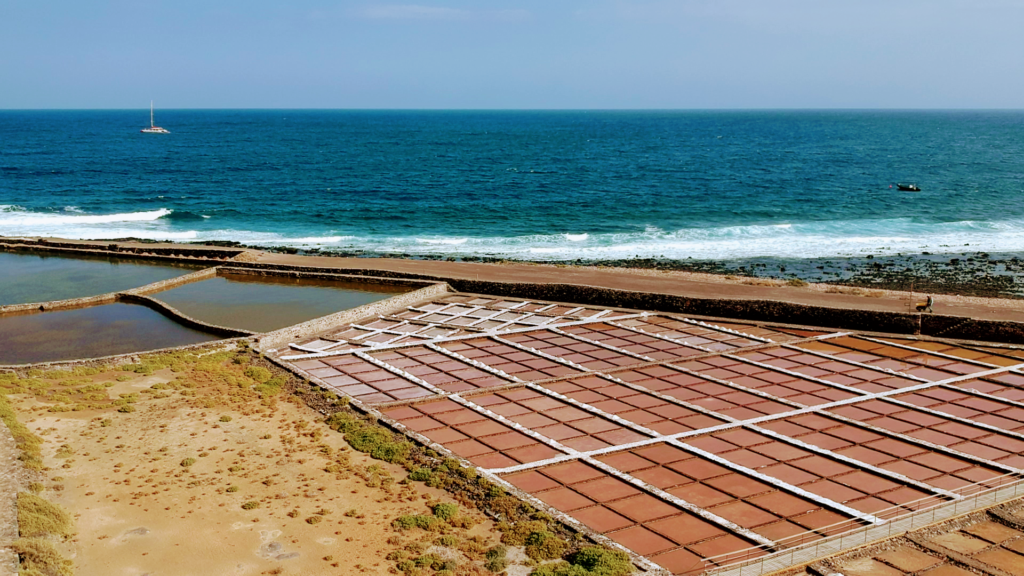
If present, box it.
[2,110,1024,261]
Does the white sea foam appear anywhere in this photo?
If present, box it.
[2,204,1023,261]
[416,237,469,245]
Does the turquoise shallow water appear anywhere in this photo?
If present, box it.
[3,110,1024,261]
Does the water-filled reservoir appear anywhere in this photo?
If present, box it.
[0,250,203,305]
[151,273,413,333]
[0,303,221,365]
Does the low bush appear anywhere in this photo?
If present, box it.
[17,492,73,539]
[392,514,438,531]
[244,366,272,383]
[241,501,259,510]
[12,537,73,576]
[531,547,633,576]
[432,503,458,521]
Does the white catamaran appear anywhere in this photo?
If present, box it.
[141,101,170,134]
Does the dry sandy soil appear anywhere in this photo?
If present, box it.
[2,354,502,576]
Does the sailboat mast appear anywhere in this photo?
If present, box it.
[150,101,155,128]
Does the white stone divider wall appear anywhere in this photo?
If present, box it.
[258,282,452,351]
[0,265,218,316]
[0,338,247,371]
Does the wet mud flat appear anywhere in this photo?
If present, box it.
[0,302,220,365]
[0,250,203,306]
[150,273,414,333]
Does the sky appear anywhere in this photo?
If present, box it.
[1,0,1023,109]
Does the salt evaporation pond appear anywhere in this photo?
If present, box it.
[151,273,413,333]
[0,251,203,305]
[0,303,221,365]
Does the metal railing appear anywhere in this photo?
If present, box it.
[697,472,1024,576]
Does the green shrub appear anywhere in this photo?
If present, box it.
[525,531,568,561]
[244,366,272,383]
[500,520,547,546]
[435,535,459,547]
[432,503,458,521]
[392,515,438,531]
[0,394,43,470]
[12,537,73,576]
[17,493,73,539]
[241,501,259,510]
[485,545,508,572]
[219,415,232,422]
[180,458,196,467]
[226,485,239,493]
[408,467,432,482]
[531,547,634,576]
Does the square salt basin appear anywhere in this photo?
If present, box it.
[150,273,415,332]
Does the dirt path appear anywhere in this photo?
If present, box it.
[255,253,1024,323]
[0,424,25,576]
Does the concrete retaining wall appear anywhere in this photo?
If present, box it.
[219,266,438,289]
[0,338,248,372]
[117,294,255,338]
[257,282,451,351]
[1,239,241,262]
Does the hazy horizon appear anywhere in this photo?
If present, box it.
[2,1,1022,109]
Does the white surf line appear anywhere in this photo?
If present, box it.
[548,327,656,363]
[279,313,647,360]
[666,439,884,525]
[744,424,960,500]
[579,455,777,549]
[484,363,1024,476]
[854,335,1002,369]
[880,396,1024,443]
[814,408,1024,476]
[781,343,931,383]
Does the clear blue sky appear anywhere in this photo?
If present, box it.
[2,0,1022,109]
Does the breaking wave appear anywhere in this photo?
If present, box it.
[2,205,1023,260]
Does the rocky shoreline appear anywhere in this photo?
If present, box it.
[184,240,1024,300]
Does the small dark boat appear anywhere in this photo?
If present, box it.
[897,183,921,192]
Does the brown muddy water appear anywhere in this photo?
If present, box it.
[149,273,413,333]
[0,302,221,365]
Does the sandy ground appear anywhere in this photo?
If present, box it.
[4,363,500,576]
[250,252,1024,323]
